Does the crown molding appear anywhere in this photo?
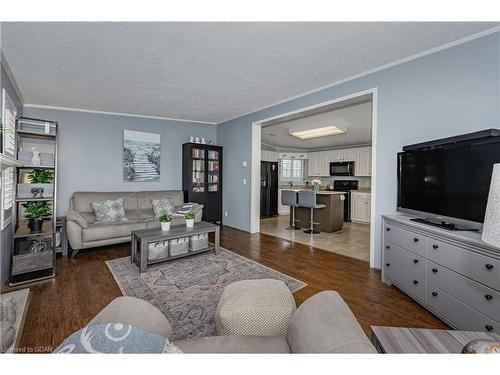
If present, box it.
[219,26,500,125]
[22,103,217,125]
[1,50,25,104]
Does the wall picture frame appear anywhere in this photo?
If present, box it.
[123,130,161,182]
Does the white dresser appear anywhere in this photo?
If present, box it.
[382,214,500,333]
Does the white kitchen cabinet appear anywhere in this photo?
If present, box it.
[308,152,319,176]
[261,150,278,162]
[351,192,371,223]
[355,147,372,176]
[331,149,343,162]
[342,148,357,162]
[319,151,330,176]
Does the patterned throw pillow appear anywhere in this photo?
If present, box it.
[151,198,176,218]
[91,198,127,224]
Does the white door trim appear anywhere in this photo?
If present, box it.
[250,87,379,268]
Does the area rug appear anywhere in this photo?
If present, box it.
[105,248,306,340]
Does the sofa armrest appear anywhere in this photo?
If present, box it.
[67,210,89,229]
[287,291,376,353]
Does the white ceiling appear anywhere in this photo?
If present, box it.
[1,22,497,124]
[262,100,372,150]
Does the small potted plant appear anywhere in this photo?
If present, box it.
[18,169,54,199]
[23,201,52,233]
[159,214,172,231]
[185,211,195,228]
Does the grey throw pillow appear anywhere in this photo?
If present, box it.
[151,198,176,218]
[91,198,127,224]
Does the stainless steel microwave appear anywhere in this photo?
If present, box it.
[330,161,355,176]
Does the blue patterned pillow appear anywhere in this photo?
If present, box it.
[91,198,127,224]
[54,323,182,354]
[151,198,176,218]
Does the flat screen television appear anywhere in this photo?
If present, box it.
[397,131,500,228]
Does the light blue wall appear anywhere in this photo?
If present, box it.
[1,63,23,286]
[23,107,218,215]
[217,32,500,267]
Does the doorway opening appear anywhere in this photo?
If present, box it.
[251,88,378,268]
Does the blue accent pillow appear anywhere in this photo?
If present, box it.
[54,324,181,354]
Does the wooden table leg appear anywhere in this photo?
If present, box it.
[140,239,148,273]
[214,226,220,255]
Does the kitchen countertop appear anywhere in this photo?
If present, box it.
[354,188,371,193]
[278,188,345,195]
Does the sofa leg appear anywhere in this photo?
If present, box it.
[70,247,80,258]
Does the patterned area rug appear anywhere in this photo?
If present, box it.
[106,248,306,340]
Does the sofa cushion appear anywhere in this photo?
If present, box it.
[286,291,376,353]
[72,192,138,213]
[174,335,291,353]
[151,198,176,218]
[137,191,184,211]
[83,221,147,242]
[91,198,128,224]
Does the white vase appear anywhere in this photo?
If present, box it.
[161,221,171,231]
[186,218,195,228]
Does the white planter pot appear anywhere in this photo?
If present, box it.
[186,218,195,228]
[160,221,171,231]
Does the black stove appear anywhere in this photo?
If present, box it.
[327,180,359,221]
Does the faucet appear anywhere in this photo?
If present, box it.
[288,180,293,188]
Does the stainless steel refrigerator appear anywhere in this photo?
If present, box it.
[260,161,278,218]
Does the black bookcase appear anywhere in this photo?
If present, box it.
[182,143,223,224]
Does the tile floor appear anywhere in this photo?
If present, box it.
[260,215,370,262]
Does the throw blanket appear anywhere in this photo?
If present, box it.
[176,202,203,215]
[54,324,182,354]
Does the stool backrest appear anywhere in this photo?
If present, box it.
[298,190,317,208]
[281,190,298,206]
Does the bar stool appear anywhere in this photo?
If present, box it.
[281,190,300,230]
[298,190,325,234]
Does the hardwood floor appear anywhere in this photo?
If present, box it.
[14,225,447,351]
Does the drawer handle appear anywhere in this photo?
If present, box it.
[386,245,390,249]
[385,263,390,267]
[485,325,494,332]
[432,292,438,297]
[485,294,493,301]
[432,244,439,249]
[413,237,419,242]
[413,280,419,285]
[413,259,419,264]
[386,227,391,231]
[485,264,494,270]
[432,268,438,273]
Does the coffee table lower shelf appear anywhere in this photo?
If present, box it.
[130,222,220,273]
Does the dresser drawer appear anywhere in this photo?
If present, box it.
[427,285,500,333]
[384,222,426,257]
[427,239,500,291]
[384,260,426,302]
[384,241,425,279]
[427,260,500,322]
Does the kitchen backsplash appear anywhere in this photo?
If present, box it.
[279,175,371,189]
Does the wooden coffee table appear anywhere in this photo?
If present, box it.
[371,326,500,353]
[130,221,220,273]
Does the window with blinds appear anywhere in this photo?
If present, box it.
[279,159,307,182]
[1,167,14,229]
[2,89,16,158]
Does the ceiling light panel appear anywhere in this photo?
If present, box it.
[290,125,345,140]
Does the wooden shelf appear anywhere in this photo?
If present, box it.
[0,154,22,170]
[19,164,55,170]
[16,197,54,202]
[17,130,56,139]
[14,219,54,239]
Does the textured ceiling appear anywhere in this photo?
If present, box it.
[262,101,372,150]
[1,22,497,123]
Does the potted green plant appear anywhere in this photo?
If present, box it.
[185,211,195,228]
[159,214,172,231]
[23,201,52,233]
[18,169,55,199]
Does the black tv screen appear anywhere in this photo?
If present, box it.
[398,138,500,223]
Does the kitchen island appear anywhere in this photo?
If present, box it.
[290,190,345,233]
